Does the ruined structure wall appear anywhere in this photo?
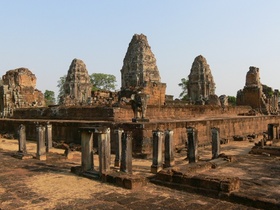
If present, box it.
[12,107,115,121]
[0,68,45,117]
[236,66,275,114]
[143,82,166,106]
[12,105,251,121]
[2,68,37,88]
[237,87,262,108]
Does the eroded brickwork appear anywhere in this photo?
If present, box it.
[120,34,166,106]
[237,66,278,114]
[60,58,92,106]
[0,68,45,117]
[187,55,216,103]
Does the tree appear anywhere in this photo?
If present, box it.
[90,73,117,91]
[228,96,236,106]
[262,84,274,98]
[178,78,189,100]
[57,75,66,103]
[44,90,56,106]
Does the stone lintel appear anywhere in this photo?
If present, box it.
[132,118,149,122]
[79,127,110,134]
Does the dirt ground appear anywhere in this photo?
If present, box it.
[0,138,274,210]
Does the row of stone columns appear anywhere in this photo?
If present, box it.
[80,127,112,174]
[151,128,221,173]
[80,127,133,175]
[151,130,174,173]
[187,127,220,161]
[18,123,53,160]
[113,129,133,174]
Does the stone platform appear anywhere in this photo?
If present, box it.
[151,154,280,209]
[1,138,280,209]
[70,166,147,190]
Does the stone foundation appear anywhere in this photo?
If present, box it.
[1,114,280,156]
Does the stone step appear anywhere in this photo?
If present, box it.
[82,171,100,180]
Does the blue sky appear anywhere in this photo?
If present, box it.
[1,1,280,98]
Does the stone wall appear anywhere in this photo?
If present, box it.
[12,105,251,122]
[142,82,166,106]
[12,107,116,121]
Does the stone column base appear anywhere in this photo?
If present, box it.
[36,154,47,160]
[151,165,163,174]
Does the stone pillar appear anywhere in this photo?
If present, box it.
[81,130,94,171]
[268,124,275,140]
[211,128,220,159]
[261,138,265,148]
[98,128,111,175]
[36,124,46,160]
[164,130,174,168]
[273,125,279,139]
[45,123,52,152]
[18,124,27,154]
[187,127,198,163]
[114,128,123,167]
[151,130,164,173]
[120,131,132,174]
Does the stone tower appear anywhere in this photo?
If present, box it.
[61,58,92,106]
[120,34,161,88]
[236,66,278,114]
[0,68,45,117]
[187,55,216,102]
[120,34,166,106]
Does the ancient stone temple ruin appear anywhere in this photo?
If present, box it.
[1,33,280,158]
[2,33,280,209]
[187,55,216,104]
[60,58,92,106]
[0,68,45,117]
[120,33,166,106]
[237,66,279,114]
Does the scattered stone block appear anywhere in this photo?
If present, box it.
[233,135,246,141]
[70,166,82,175]
[156,170,173,182]
[116,176,124,187]
[220,177,240,192]
[123,177,146,190]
